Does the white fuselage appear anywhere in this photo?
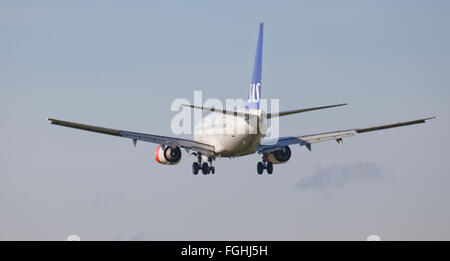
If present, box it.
[193,111,266,157]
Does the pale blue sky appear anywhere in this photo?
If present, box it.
[1,1,450,240]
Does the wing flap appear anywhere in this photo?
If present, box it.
[299,130,357,144]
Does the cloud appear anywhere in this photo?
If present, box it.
[296,162,384,190]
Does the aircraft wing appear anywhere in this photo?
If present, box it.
[257,116,436,153]
[47,118,215,155]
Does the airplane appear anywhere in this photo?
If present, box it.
[47,23,436,175]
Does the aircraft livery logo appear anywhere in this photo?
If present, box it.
[248,82,261,103]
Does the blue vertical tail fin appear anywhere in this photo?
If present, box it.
[246,23,264,109]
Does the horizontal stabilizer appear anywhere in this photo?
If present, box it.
[182,104,256,118]
[265,103,347,119]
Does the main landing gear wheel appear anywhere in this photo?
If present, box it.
[266,162,273,175]
[257,160,274,175]
[202,162,209,175]
[192,162,199,175]
[193,154,215,175]
[257,162,264,175]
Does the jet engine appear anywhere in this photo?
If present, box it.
[155,145,182,165]
[266,146,291,164]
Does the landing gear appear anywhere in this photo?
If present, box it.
[257,162,264,175]
[202,162,209,175]
[192,162,199,175]
[257,157,274,175]
[266,162,273,175]
[193,154,215,175]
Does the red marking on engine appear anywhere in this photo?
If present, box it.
[155,145,162,163]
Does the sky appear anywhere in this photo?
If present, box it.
[1,0,450,240]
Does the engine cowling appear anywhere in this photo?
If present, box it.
[155,145,182,165]
[266,146,291,164]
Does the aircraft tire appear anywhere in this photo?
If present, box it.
[202,163,209,175]
[257,162,264,175]
[192,162,199,175]
[267,162,273,174]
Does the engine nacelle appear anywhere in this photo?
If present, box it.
[266,146,291,164]
[155,145,182,165]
